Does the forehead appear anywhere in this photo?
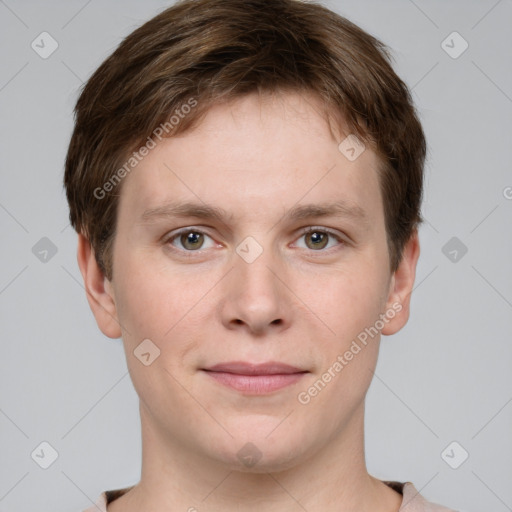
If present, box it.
[117,91,383,226]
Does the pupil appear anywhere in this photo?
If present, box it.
[183,232,202,249]
[308,231,327,250]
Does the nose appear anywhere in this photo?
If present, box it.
[219,241,291,336]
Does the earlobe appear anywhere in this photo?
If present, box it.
[76,233,122,339]
[381,230,420,336]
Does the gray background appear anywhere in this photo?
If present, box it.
[0,1,511,511]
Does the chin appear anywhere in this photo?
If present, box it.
[211,428,313,474]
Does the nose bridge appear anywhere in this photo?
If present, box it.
[235,234,282,299]
[223,234,288,332]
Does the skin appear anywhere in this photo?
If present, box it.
[78,91,419,512]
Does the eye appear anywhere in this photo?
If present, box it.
[165,228,216,252]
[294,227,344,251]
[164,226,345,255]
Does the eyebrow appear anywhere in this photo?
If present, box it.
[139,199,368,225]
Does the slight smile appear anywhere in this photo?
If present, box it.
[202,361,309,394]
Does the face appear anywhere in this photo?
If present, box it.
[80,91,418,473]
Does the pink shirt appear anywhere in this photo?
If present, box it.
[82,480,456,511]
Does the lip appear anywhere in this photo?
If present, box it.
[205,361,306,375]
[202,361,308,394]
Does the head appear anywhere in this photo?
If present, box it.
[64,0,425,472]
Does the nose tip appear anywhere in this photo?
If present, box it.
[223,251,288,335]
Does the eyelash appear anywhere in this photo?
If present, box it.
[163,226,346,256]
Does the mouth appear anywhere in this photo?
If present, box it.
[201,361,309,394]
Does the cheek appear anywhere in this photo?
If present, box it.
[296,270,385,412]
[113,267,203,405]
[295,262,388,344]
[113,258,217,368]
[114,273,166,338]
[114,246,189,326]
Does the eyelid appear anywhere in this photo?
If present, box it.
[298,226,345,238]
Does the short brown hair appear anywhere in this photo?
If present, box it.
[64,0,426,281]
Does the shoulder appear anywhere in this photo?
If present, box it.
[81,491,107,512]
[80,486,133,512]
[400,481,457,512]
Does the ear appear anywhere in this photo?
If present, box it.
[381,230,420,336]
[76,233,122,339]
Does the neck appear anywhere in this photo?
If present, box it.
[109,400,402,512]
